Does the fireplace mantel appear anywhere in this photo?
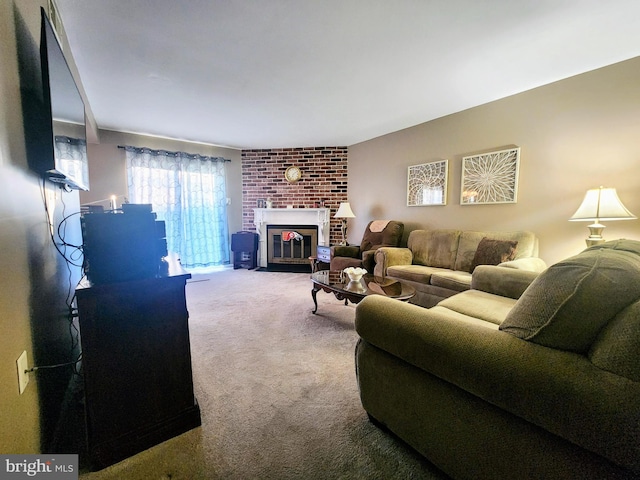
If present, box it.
[253,208,330,268]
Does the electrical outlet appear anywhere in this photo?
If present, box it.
[17,351,29,395]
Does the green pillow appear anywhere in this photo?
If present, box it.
[499,246,640,353]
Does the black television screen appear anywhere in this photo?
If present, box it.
[40,7,89,191]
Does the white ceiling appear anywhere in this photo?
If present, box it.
[55,0,640,150]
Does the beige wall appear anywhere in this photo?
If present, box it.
[0,0,41,449]
[348,57,640,266]
[1,0,86,453]
[80,130,243,242]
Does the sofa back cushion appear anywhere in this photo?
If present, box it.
[499,239,640,353]
[589,299,640,382]
[454,231,537,273]
[407,229,460,269]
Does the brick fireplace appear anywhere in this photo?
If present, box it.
[241,147,348,246]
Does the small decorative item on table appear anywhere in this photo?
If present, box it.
[343,267,367,282]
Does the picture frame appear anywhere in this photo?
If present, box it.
[460,147,520,205]
[407,160,448,206]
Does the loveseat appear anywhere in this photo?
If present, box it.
[374,228,547,308]
[355,239,640,479]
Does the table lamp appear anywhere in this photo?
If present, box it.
[569,186,636,246]
[334,202,355,245]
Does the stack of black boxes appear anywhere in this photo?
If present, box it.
[81,203,168,284]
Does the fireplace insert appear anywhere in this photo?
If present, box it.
[266,224,318,272]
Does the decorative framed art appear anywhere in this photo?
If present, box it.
[460,147,520,205]
[407,160,448,206]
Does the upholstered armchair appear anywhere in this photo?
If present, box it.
[330,220,404,273]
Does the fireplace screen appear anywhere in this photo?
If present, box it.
[267,224,318,270]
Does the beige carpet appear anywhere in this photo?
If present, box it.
[79,268,448,479]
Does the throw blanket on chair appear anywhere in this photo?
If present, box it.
[369,220,391,233]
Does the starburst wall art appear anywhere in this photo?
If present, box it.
[460,147,520,205]
[407,160,448,206]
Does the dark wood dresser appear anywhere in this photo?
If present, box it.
[76,273,201,470]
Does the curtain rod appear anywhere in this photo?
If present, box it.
[118,145,230,162]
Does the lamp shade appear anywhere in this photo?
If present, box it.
[334,202,355,219]
[569,187,636,222]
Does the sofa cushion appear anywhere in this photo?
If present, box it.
[408,229,460,269]
[471,265,539,300]
[429,270,472,293]
[386,264,451,285]
[498,257,548,272]
[499,245,640,353]
[470,237,518,273]
[428,305,500,330]
[437,289,517,325]
[454,231,537,273]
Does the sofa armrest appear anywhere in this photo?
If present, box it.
[373,247,413,277]
[499,256,547,272]
[331,245,361,259]
[355,295,640,472]
[471,265,539,299]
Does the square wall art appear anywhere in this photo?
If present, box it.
[407,160,448,206]
[460,147,520,205]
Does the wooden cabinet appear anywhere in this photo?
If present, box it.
[76,274,201,470]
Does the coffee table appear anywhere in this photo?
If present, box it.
[311,270,416,314]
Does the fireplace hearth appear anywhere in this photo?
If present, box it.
[267,224,317,272]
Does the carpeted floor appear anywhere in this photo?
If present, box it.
[79,268,448,479]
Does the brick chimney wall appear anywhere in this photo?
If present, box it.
[241,147,348,245]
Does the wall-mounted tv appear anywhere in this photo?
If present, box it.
[39,7,89,191]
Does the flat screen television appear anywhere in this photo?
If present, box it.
[39,7,89,191]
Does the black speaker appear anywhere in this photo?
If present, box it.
[81,205,167,284]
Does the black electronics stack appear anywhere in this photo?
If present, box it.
[81,203,168,284]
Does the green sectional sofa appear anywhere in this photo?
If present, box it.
[355,239,640,479]
[374,229,547,308]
